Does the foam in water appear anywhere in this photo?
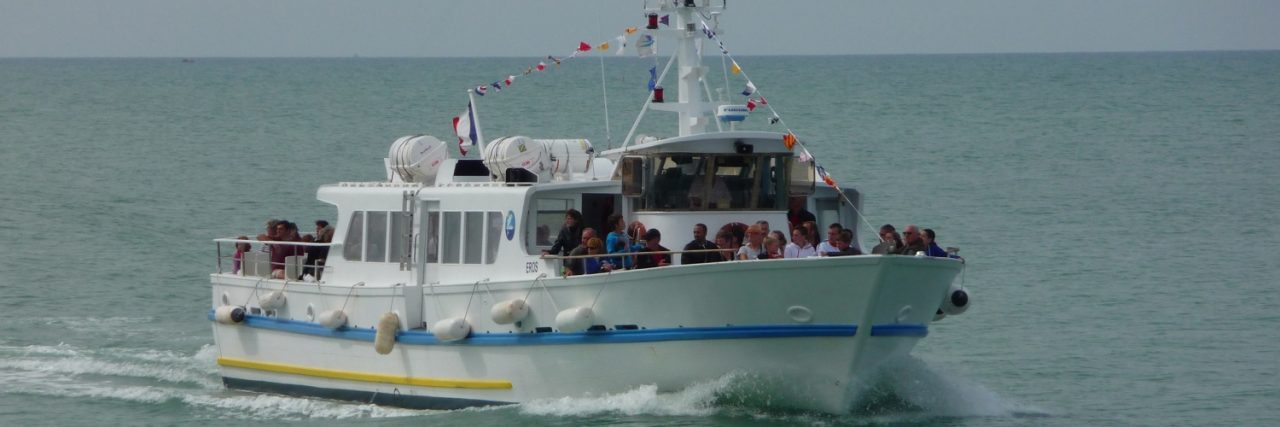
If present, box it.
[0,343,220,388]
[519,373,739,417]
[851,355,1047,419]
[514,356,1042,422]
[0,343,432,420]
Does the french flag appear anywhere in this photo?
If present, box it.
[452,102,478,156]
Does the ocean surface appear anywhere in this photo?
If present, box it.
[1,52,1278,426]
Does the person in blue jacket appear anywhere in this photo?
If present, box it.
[923,228,949,257]
[604,214,635,269]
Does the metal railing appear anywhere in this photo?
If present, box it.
[539,247,812,276]
[213,237,335,281]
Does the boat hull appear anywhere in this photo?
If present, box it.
[210,255,962,414]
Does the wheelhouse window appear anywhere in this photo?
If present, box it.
[635,153,789,211]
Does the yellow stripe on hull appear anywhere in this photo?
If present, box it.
[216,357,513,390]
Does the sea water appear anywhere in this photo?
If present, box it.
[1,52,1278,426]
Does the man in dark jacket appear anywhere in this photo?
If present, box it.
[635,229,671,269]
[544,209,584,257]
[681,223,721,264]
[898,224,927,255]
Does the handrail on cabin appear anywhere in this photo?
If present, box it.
[541,248,727,260]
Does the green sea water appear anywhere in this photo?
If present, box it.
[1,52,1278,426]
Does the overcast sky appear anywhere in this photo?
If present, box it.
[2,0,1278,57]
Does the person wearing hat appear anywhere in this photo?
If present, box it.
[635,228,672,269]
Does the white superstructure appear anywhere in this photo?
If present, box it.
[208,0,970,414]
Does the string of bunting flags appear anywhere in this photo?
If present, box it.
[452,17,674,154]
[697,19,841,190]
[460,18,672,98]
[449,14,854,208]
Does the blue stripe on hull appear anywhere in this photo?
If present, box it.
[869,324,929,337]
[222,377,511,410]
[211,311,926,344]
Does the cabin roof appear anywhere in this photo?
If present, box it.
[601,131,794,158]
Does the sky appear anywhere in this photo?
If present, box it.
[1,0,1278,57]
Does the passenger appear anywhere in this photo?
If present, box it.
[817,223,843,255]
[544,209,584,257]
[604,214,635,269]
[923,228,949,257]
[737,224,765,260]
[635,229,672,269]
[786,197,816,231]
[720,222,748,250]
[898,224,927,255]
[871,224,901,255]
[628,221,647,246]
[828,229,864,256]
[582,237,612,274]
[270,221,305,279]
[309,224,333,280]
[756,220,771,237]
[714,230,737,262]
[682,223,721,264]
[769,230,787,247]
[298,234,319,279]
[232,236,251,274]
[761,236,784,259]
[784,228,817,258]
[257,219,282,251]
[801,221,820,253]
[563,228,596,276]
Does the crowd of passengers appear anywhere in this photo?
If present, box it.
[542,208,958,277]
[230,219,334,280]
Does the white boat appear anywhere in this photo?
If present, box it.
[208,0,971,414]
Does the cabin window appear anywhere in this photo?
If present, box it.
[425,211,440,263]
[441,212,461,264]
[529,198,571,252]
[635,154,789,211]
[434,211,502,265]
[485,211,502,263]
[464,211,485,264]
[365,211,388,263]
[343,211,364,261]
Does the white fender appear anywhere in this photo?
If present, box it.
[941,283,970,316]
[214,305,245,324]
[316,309,348,329]
[374,312,400,355]
[554,306,594,333]
[258,290,286,311]
[933,309,947,322]
[432,317,471,342]
[490,299,530,325]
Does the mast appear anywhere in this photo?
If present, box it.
[673,4,706,136]
[645,0,725,137]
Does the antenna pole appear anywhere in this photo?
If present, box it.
[599,54,612,149]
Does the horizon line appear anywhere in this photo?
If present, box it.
[3,48,1277,60]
